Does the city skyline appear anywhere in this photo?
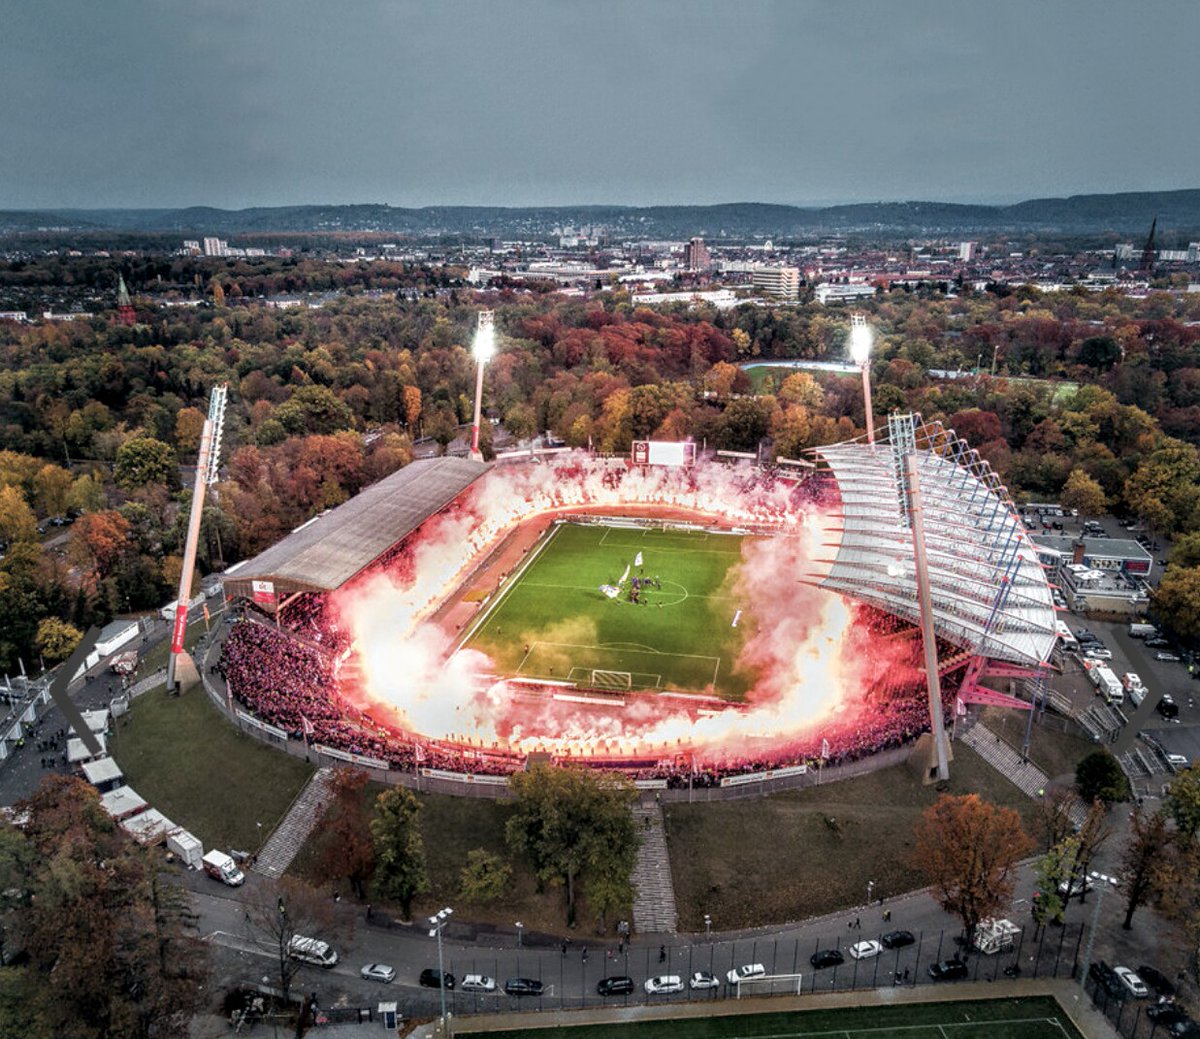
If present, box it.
[1,0,1198,210]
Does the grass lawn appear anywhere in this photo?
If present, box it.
[463,522,753,698]
[978,707,1096,782]
[666,744,1039,931]
[110,684,315,852]
[458,995,1083,1039]
[289,784,629,935]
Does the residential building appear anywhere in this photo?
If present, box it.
[683,237,711,271]
[751,266,800,300]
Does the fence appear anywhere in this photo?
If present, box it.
[1082,969,1192,1038]
[383,920,1094,1023]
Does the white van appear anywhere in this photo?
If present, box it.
[1128,623,1158,638]
[287,935,338,968]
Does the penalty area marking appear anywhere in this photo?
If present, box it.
[518,639,720,692]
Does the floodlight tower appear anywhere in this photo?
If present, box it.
[166,383,228,692]
[469,310,495,461]
[849,314,874,444]
[889,412,950,782]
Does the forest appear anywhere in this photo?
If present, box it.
[2,255,1200,672]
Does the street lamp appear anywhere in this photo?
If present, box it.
[849,314,874,444]
[515,921,523,947]
[704,914,712,937]
[469,311,495,461]
[429,907,453,1036]
[866,880,875,906]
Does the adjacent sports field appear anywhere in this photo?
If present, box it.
[462,522,754,699]
[458,996,1084,1039]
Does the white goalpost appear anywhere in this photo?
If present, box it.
[735,974,804,998]
[590,669,633,690]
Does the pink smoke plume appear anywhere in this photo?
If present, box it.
[332,452,912,762]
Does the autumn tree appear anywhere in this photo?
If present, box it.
[246,876,337,1003]
[1059,468,1107,518]
[317,768,376,899]
[1119,806,1171,930]
[33,464,73,518]
[912,793,1033,946]
[1034,788,1082,852]
[505,765,637,928]
[0,485,38,545]
[69,510,133,581]
[370,787,428,920]
[459,849,512,905]
[10,775,209,1038]
[174,406,206,455]
[1154,567,1200,643]
[34,617,82,664]
[402,384,422,431]
[274,385,355,437]
[114,436,176,491]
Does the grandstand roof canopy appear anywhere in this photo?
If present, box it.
[813,416,1057,668]
[223,456,489,602]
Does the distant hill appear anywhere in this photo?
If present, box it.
[2,190,1198,238]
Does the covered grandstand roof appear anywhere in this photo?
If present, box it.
[813,415,1057,668]
[223,456,489,600]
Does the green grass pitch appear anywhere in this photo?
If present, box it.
[462,522,754,699]
[457,996,1084,1039]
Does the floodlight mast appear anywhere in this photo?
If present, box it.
[849,314,875,444]
[469,311,495,461]
[166,383,227,692]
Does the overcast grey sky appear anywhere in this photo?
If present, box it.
[2,0,1197,210]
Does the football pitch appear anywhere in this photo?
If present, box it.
[462,522,754,699]
[457,996,1084,1039]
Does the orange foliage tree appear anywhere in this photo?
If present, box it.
[912,793,1033,945]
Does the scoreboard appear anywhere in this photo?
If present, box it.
[631,440,697,467]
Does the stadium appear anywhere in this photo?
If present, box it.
[218,413,1058,786]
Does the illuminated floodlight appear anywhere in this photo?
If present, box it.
[473,310,496,361]
[849,313,873,365]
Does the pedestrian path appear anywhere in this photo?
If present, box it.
[252,767,336,879]
[960,723,1088,826]
[631,800,678,935]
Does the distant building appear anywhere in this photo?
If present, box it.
[116,274,136,326]
[182,239,201,255]
[815,283,876,305]
[751,266,800,300]
[1114,243,1135,261]
[1189,242,1200,263]
[203,237,228,257]
[0,311,27,323]
[683,237,711,271]
[958,241,977,262]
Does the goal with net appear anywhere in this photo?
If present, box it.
[590,669,633,690]
[734,973,804,998]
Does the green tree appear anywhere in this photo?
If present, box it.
[1166,765,1200,838]
[34,617,82,664]
[370,787,429,920]
[67,473,107,515]
[1168,532,1200,570]
[505,765,638,927]
[1075,750,1129,804]
[1154,567,1200,643]
[274,385,355,437]
[911,793,1033,947]
[1078,335,1122,371]
[114,436,176,491]
[1059,468,1107,518]
[33,464,73,518]
[458,849,512,905]
[1032,836,1077,928]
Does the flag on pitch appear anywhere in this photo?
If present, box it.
[599,584,620,599]
[634,551,643,567]
[299,713,315,738]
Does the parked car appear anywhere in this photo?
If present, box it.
[1167,753,1190,769]
[928,957,969,981]
[1083,647,1113,660]
[689,971,719,990]
[460,974,496,993]
[1089,960,1126,1000]
[419,968,455,989]
[881,930,916,949]
[1145,637,1171,648]
[1057,875,1094,898]
[849,940,882,960]
[503,977,544,996]
[810,949,845,970]
[1156,652,1182,662]
[1137,964,1175,997]
[1146,1004,1191,1030]
[1114,966,1149,998]
[1158,695,1180,719]
[596,976,634,996]
[644,975,684,995]
[360,963,395,984]
[726,963,766,985]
